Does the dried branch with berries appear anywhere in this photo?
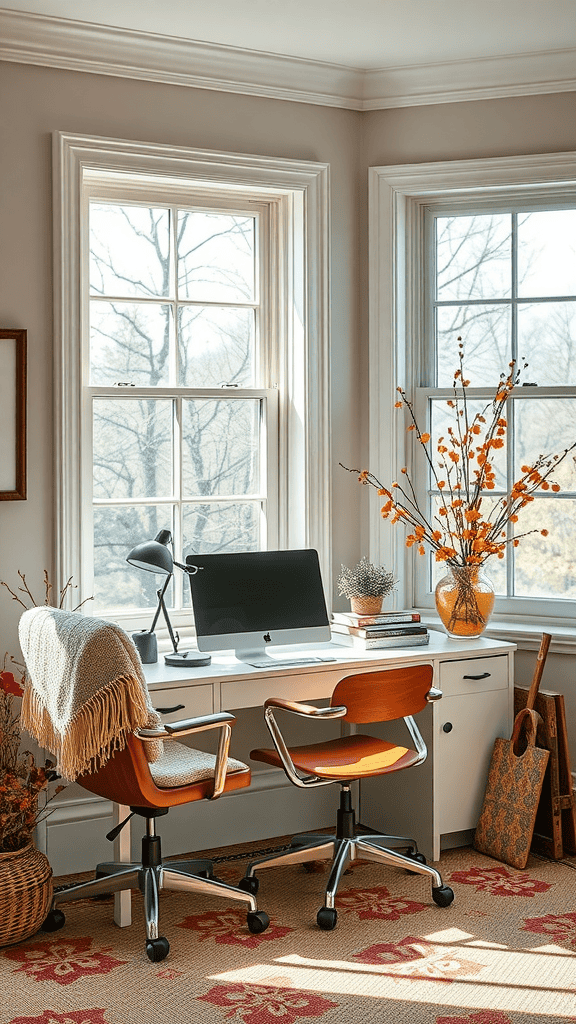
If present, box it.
[343,340,576,570]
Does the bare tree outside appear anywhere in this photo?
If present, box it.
[430,209,576,601]
[89,203,264,612]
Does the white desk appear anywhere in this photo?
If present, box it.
[113,633,515,925]
[143,633,515,857]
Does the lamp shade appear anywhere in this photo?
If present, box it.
[126,531,174,575]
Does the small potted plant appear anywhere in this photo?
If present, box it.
[337,556,396,615]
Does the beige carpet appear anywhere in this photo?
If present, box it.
[1,840,575,1024]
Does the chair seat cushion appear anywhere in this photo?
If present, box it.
[251,733,419,781]
[149,739,248,789]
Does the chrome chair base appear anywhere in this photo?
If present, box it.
[44,826,270,960]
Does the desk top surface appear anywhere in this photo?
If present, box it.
[142,631,515,690]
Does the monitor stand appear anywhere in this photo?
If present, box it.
[235,647,268,665]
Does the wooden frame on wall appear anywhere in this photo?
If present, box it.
[0,329,27,500]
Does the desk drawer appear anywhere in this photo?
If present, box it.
[220,673,335,711]
[150,684,213,723]
[439,655,509,697]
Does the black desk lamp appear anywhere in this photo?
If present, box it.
[126,529,211,667]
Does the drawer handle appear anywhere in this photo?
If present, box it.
[155,703,186,715]
[442,722,453,733]
[462,672,491,680]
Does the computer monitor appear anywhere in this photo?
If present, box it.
[186,548,331,664]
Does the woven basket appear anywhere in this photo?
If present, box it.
[0,842,53,947]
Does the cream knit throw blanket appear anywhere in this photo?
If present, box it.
[18,607,162,781]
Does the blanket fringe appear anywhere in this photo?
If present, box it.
[21,673,156,781]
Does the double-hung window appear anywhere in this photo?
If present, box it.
[54,133,330,629]
[88,194,277,619]
[369,153,576,625]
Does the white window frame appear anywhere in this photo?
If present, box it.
[368,151,576,629]
[54,132,331,623]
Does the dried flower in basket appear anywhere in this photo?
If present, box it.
[0,570,88,852]
[0,659,64,853]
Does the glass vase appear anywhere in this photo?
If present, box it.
[435,564,495,639]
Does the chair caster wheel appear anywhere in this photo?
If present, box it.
[41,909,66,932]
[146,936,170,962]
[239,875,259,895]
[405,850,427,875]
[247,910,269,934]
[432,885,455,907]
[317,907,337,930]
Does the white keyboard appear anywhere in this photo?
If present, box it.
[246,656,337,669]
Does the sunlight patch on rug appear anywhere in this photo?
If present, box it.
[208,940,576,1018]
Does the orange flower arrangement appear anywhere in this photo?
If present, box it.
[342,339,576,634]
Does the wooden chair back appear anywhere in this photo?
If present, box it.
[331,664,434,724]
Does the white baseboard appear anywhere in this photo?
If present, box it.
[43,770,340,877]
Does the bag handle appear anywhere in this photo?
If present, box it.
[511,706,539,755]
[526,633,551,710]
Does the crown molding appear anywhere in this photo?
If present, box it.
[0,8,363,109]
[363,47,576,109]
[1,8,575,111]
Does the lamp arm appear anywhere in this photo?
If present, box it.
[173,559,202,575]
[159,588,179,653]
[149,574,171,634]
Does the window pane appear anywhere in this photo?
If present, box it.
[90,302,171,385]
[518,210,576,298]
[93,399,173,499]
[182,399,260,497]
[178,212,255,302]
[437,304,511,386]
[93,504,174,611]
[436,214,511,301]
[178,306,255,386]
[517,301,576,386]
[90,204,170,298]
[183,502,260,558]
[430,397,507,489]
[514,498,576,598]
[514,398,576,492]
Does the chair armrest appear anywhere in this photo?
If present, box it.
[264,697,347,719]
[262,700,347,789]
[164,711,236,736]
[426,687,443,702]
[135,711,238,800]
[135,711,235,740]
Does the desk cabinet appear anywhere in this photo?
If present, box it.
[361,651,513,861]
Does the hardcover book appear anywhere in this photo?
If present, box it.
[331,610,421,627]
[330,622,428,639]
[330,630,430,650]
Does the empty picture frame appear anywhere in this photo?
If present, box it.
[0,329,27,500]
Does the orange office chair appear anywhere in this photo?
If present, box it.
[18,606,270,962]
[239,664,454,930]
[41,711,270,961]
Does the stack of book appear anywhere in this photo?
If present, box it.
[330,609,429,649]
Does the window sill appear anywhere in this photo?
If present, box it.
[419,612,576,654]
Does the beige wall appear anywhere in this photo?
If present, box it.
[1,61,575,767]
[0,60,363,651]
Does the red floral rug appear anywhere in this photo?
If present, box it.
[1,843,575,1024]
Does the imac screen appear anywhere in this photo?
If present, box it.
[186,548,330,658]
